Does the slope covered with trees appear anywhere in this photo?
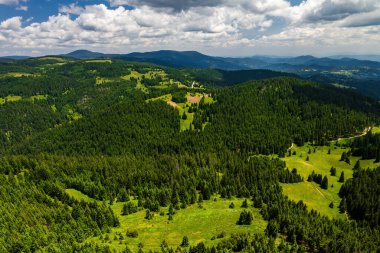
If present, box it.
[1,58,380,252]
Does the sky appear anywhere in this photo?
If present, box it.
[0,0,379,57]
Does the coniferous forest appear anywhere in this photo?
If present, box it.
[0,57,379,252]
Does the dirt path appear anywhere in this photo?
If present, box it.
[337,127,371,141]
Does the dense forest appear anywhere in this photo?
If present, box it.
[0,58,380,252]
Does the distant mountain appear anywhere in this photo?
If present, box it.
[61,49,380,71]
[120,50,248,70]
[64,50,107,59]
[0,56,30,60]
[330,55,380,62]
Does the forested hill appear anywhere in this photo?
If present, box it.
[9,77,379,156]
[1,59,380,252]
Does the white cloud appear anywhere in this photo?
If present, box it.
[59,3,84,15]
[0,16,22,30]
[0,0,27,6]
[16,5,27,11]
[0,1,380,56]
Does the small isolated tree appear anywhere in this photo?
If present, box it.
[340,152,347,161]
[321,176,329,189]
[345,157,351,165]
[330,167,337,176]
[338,171,345,183]
[229,202,235,209]
[306,156,310,161]
[181,236,189,247]
[329,202,334,208]
[182,113,187,120]
[145,210,153,220]
[241,199,248,208]
[328,148,331,155]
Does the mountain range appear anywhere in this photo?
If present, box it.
[61,50,380,71]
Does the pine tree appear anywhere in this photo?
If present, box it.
[338,171,345,183]
[181,236,189,247]
[321,176,328,189]
[241,199,248,208]
[330,167,337,176]
[340,152,347,161]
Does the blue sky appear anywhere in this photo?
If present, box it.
[0,0,379,56]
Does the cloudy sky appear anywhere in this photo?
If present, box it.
[0,0,379,56]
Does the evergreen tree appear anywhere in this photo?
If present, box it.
[321,176,329,189]
[330,167,337,176]
[181,236,189,247]
[339,171,345,182]
[340,152,347,161]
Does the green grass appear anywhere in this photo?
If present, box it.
[121,70,149,94]
[146,94,172,103]
[5,95,22,102]
[67,189,266,252]
[96,77,113,85]
[87,197,266,252]
[65,189,99,203]
[371,126,380,134]
[0,72,34,78]
[27,94,48,102]
[281,143,379,219]
[203,96,215,104]
[0,98,5,105]
[85,60,112,63]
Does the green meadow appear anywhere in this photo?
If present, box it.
[281,143,378,219]
[65,189,266,252]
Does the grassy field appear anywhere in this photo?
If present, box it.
[65,189,266,252]
[281,143,378,219]
[85,60,112,63]
[27,94,48,102]
[146,94,172,103]
[96,77,113,85]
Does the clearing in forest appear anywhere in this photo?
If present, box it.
[281,143,378,219]
[66,189,267,253]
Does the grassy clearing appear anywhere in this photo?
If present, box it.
[371,126,380,134]
[0,72,34,78]
[146,94,172,103]
[38,57,67,62]
[121,70,149,94]
[67,189,266,252]
[281,143,378,219]
[86,197,266,252]
[85,60,112,63]
[96,77,113,85]
[27,94,48,102]
[5,95,22,103]
[65,189,100,203]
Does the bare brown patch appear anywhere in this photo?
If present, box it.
[187,95,203,104]
[167,101,179,109]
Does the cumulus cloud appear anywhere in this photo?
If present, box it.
[0,16,22,30]
[288,0,380,24]
[0,0,27,6]
[108,0,290,13]
[59,3,84,15]
[0,0,380,56]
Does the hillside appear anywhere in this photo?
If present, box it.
[1,59,380,252]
